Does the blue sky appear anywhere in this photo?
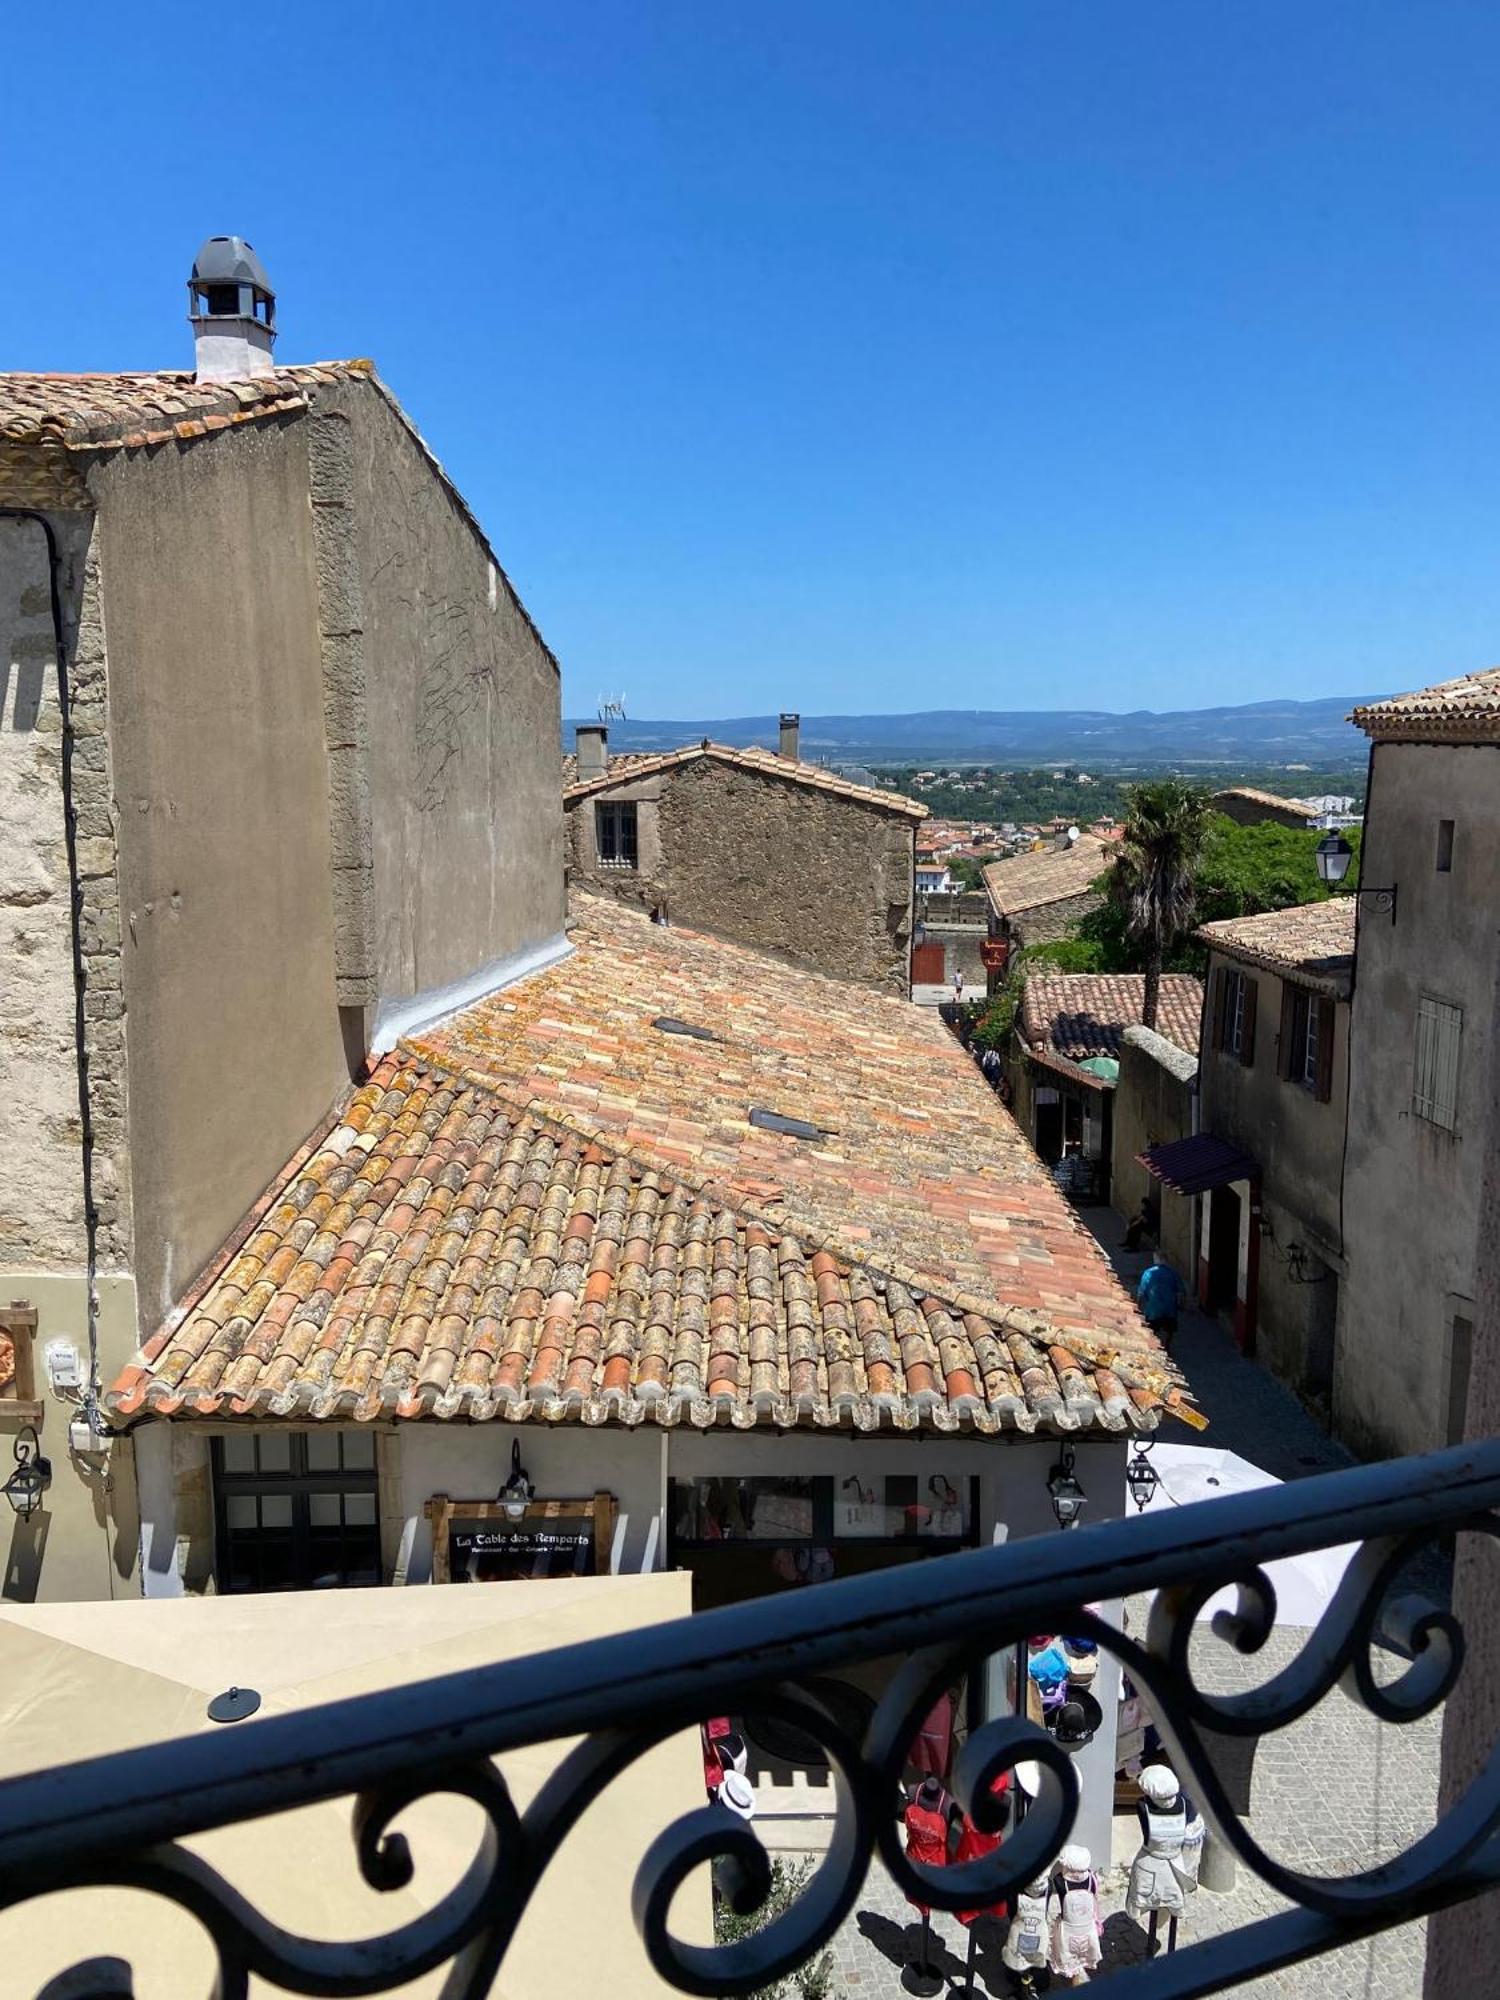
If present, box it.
[4,1,1499,718]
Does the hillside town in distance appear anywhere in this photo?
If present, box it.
[2,232,1496,2000]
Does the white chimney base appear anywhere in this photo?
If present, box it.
[193,319,276,383]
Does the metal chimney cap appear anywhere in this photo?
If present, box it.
[190,236,273,291]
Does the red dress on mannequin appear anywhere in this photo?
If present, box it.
[955,1773,1011,1926]
[902,1782,952,1917]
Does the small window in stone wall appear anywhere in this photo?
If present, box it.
[596,800,638,869]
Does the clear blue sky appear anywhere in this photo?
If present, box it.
[5,1,1499,718]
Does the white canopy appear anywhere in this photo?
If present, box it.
[0,1573,708,1998]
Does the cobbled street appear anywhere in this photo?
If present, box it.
[810,1208,1443,1998]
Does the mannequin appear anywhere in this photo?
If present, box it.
[953,1773,1011,1990]
[901,1777,954,1992]
[1048,1843,1102,1985]
[1000,1873,1051,1994]
[1126,1762,1204,1952]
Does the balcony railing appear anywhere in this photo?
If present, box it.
[3,1439,1499,1998]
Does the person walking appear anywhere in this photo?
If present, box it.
[1137,1251,1183,1347]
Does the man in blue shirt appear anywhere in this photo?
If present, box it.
[1137,1252,1183,1346]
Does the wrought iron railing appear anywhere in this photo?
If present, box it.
[3,1439,1498,1999]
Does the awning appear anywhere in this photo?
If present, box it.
[1137,1132,1258,1196]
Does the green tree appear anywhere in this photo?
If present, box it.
[1107,780,1213,1029]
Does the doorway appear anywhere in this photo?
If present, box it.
[1206,1183,1241,1314]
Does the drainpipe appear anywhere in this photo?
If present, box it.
[0,509,103,1437]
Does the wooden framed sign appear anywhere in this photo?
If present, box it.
[424,1491,617,1584]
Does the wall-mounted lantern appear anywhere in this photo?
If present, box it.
[1126,1443,1160,1513]
[3,1424,52,1519]
[1315,833,1396,921]
[1047,1444,1087,1531]
[498,1438,535,1521]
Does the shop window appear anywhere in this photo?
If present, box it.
[213,1431,380,1594]
[596,800,638,869]
[671,1475,972,1548]
[0,1302,41,1420]
[1413,996,1463,1133]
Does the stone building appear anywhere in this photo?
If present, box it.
[1109,1026,1199,1280]
[561,717,925,993]
[1139,901,1354,1396]
[1008,971,1202,1204]
[0,237,564,1599]
[1210,785,1316,828]
[1336,667,1500,1457]
[911,888,989,999]
[981,829,1114,988]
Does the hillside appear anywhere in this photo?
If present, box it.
[562,696,1377,768]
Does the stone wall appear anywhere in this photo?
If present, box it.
[1110,1026,1196,1281]
[320,377,566,1035]
[1011,889,1105,948]
[0,515,84,1267]
[566,754,916,991]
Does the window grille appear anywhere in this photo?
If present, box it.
[596,801,639,869]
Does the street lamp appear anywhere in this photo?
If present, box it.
[1315,831,1398,921]
[3,1425,52,1519]
[1126,1443,1160,1513]
[1047,1445,1087,1530]
[1314,833,1353,885]
[499,1438,535,1521]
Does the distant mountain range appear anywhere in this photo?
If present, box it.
[562,696,1377,768]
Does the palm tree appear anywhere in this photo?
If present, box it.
[1109,779,1212,1028]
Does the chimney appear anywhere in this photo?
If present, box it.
[188,235,276,382]
[778,712,800,760]
[576,724,609,781]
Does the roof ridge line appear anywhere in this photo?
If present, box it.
[562,740,927,818]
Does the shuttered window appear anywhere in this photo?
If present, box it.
[1413,996,1463,1132]
[1278,986,1336,1100]
[1213,967,1258,1066]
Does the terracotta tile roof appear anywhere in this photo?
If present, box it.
[982,834,1113,918]
[1211,785,1316,818]
[108,900,1189,1435]
[1351,666,1500,743]
[0,362,368,452]
[561,743,927,820]
[560,751,661,787]
[1020,973,1204,1062]
[1196,899,1357,992]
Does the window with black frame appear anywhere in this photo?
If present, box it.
[212,1431,381,1593]
[596,800,639,868]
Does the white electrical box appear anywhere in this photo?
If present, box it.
[45,1339,83,1393]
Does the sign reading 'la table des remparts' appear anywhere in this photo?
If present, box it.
[424,1492,617,1584]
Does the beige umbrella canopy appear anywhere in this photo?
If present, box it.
[0,1574,710,1999]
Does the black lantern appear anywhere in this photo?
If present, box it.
[499,1438,535,1521]
[1126,1443,1159,1513]
[1314,832,1353,885]
[1047,1444,1087,1530]
[3,1425,52,1519]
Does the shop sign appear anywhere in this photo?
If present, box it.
[980,937,1008,972]
[425,1491,617,1583]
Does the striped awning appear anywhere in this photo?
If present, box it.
[1137,1133,1258,1196]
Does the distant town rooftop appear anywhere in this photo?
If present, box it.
[1020,972,1204,1063]
[982,831,1114,918]
[1197,898,1358,993]
[1351,666,1500,744]
[562,741,927,820]
[1211,784,1317,818]
[109,898,1189,1437]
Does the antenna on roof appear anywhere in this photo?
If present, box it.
[598,693,628,722]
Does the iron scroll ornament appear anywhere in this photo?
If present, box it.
[5,1440,1500,2000]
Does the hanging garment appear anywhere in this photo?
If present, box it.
[953,1776,1011,1925]
[1001,1878,1051,1974]
[1126,1795,1205,1919]
[909,1689,956,1779]
[1049,1868,1102,1978]
[902,1788,952,1917]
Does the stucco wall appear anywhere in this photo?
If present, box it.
[0,516,83,1267]
[1110,1031,1196,1280]
[566,756,916,991]
[0,1271,141,1603]
[1200,952,1348,1253]
[1254,1189,1339,1404]
[1337,743,1500,1458]
[323,380,566,1022]
[90,422,349,1327]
